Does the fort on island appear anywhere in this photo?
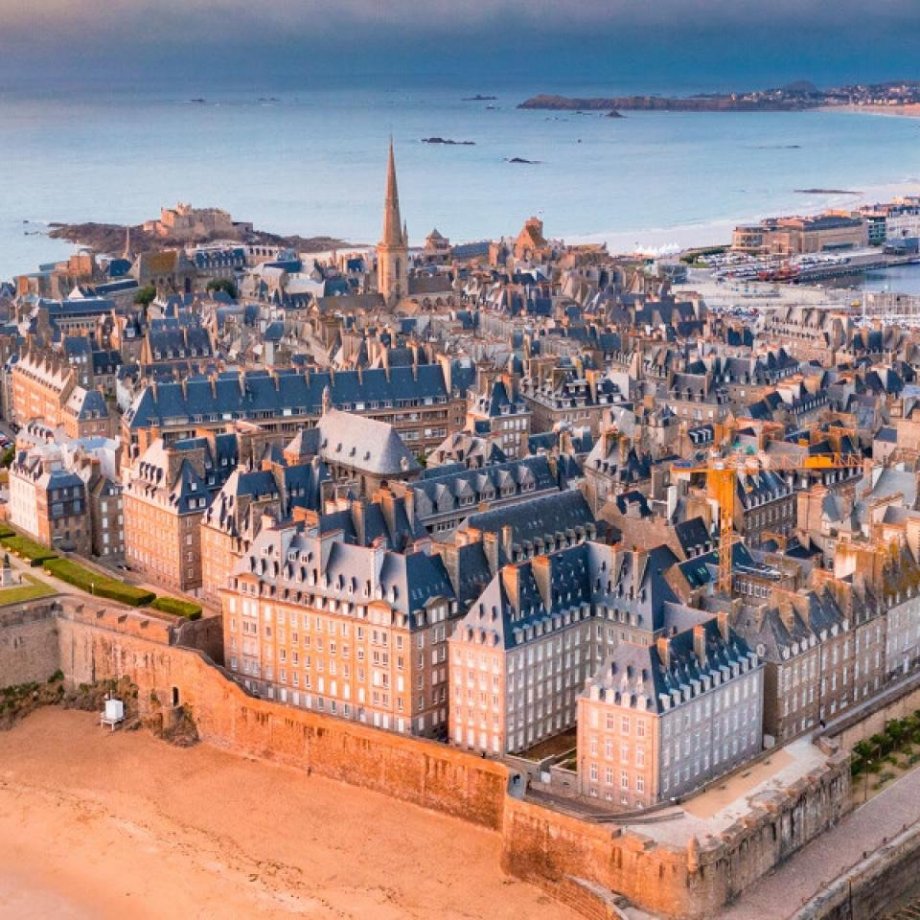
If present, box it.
[2,144,920,919]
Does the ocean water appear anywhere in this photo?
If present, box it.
[0,82,919,281]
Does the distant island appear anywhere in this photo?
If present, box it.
[462,94,497,101]
[795,188,861,195]
[421,137,476,146]
[505,157,540,165]
[519,80,920,114]
[48,220,348,255]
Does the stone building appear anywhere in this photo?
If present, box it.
[9,444,91,555]
[199,441,330,604]
[222,515,456,736]
[11,347,114,439]
[122,433,243,593]
[122,364,465,461]
[399,456,562,537]
[519,358,625,436]
[577,612,762,808]
[465,372,532,460]
[448,543,682,755]
[734,580,887,743]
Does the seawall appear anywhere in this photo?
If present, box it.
[792,822,920,919]
[0,598,855,920]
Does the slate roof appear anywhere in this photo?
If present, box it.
[457,542,683,651]
[460,490,598,550]
[125,364,455,430]
[317,409,419,476]
[235,521,455,626]
[584,611,756,715]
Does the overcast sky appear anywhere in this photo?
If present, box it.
[1,0,918,90]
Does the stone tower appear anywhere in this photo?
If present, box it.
[376,140,409,307]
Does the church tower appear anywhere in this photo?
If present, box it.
[376,140,409,307]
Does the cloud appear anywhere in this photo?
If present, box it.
[0,0,917,86]
[2,0,918,44]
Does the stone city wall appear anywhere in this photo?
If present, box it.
[792,822,920,920]
[502,754,851,920]
[0,603,60,687]
[0,598,857,920]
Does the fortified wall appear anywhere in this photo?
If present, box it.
[0,598,853,919]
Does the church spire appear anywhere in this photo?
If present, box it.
[381,138,404,247]
[377,140,409,307]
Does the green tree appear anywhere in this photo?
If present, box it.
[206,278,239,299]
[133,284,156,307]
[0,446,13,467]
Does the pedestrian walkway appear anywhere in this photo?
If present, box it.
[718,766,920,919]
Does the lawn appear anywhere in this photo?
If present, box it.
[43,558,155,607]
[0,573,57,606]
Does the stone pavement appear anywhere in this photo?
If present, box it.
[718,765,920,919]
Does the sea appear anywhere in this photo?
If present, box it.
[1,80,919,284]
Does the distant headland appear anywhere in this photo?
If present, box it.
[519,79,920,115]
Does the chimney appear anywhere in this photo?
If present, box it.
[292,506,318,526]
[501,524,513,563]
[353,499,368,546]
[438,543,462,596]
[656,635,671,670]
[483,531,500,574]
[716,610,730,642]
[404,488,415,528]
[532,555,552,610]
[693,624,708,666]
[502,564,523,613]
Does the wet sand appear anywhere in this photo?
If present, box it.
[0,708,571,919]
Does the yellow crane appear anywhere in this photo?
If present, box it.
[671,452,864,595]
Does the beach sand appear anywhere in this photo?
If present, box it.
[822,103,920,119]
[0,708,572,919]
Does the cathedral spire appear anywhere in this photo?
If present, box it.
[381,138,404,247]
[377,140,409,307]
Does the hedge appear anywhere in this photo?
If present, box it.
[1,534,59,566]
[151,596,202,620]
[43,558,155,607]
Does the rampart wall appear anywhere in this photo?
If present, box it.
[0,603,59,687]
[0,598,855,919]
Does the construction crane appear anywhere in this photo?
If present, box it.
[671,452,865,595]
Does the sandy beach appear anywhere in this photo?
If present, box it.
[822,103,920,119]
[0,709,572,920]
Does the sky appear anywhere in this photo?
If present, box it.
[0,0,918,91]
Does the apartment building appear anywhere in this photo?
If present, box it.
[9,445,91,554]
[734,581,887,742]
[448,543,683,755]
[11,347,114,439]
[122,433,242,593]
[519,359,625,436]
[465,373,532,460]
[577,613,762,808]
[200,455,329,605]
[399,455,562,536]
[222,516,457,737]
[122,363,466,460]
